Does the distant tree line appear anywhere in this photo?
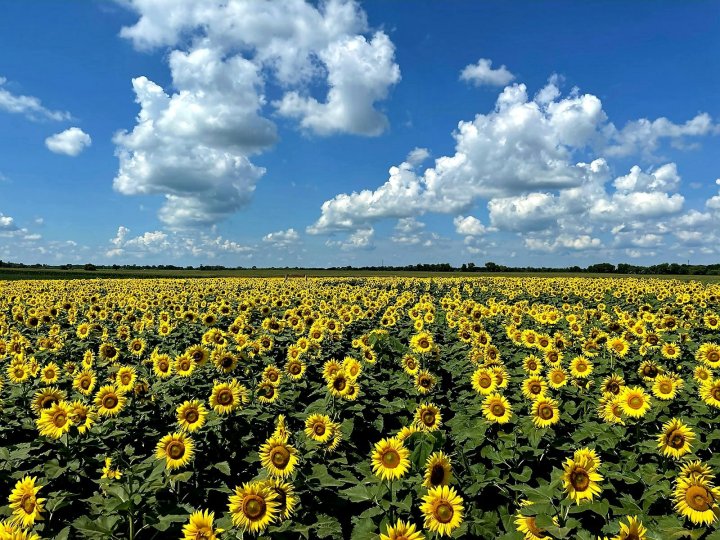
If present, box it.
[1,260,718,276]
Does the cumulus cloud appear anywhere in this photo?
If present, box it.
[263,228,300,247]
[460,58,515,87]
[45,127,92,156]
[453,215,486,236]
[0,213,17,231]
[0,76,71,121]
[326,227,375,251]
[405,147,430,168]
[115,0,400,227]
[107,225,254,258]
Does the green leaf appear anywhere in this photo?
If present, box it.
[213,461,232,475]
[339,483,373,503]
[314,514,343,539]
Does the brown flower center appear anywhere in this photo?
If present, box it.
[243,495,266,520]
[422,411,436,426]
[185,410,199,424]
[167,441,185,459]
[570,468,590,491]
[491,403,505,417]
[217,389,233,405]
[103,394,119,409]
[20,494,36,515]
[313,423,326,436]
[686,485,712,511]
[538,404,554,420]
[430,464,446,485]
[435,502,454,524]
[667,430,685,449]
[270,445,290,468]
[381,448,400,468]
[628,395,643,409]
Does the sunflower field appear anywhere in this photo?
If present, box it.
[1,276,720,539]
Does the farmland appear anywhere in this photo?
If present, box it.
[1,276,720,539]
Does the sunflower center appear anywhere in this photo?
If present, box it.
[120,374,131,385]
[552,373,565,384]
[103,394,119,409]
[528,361,537,371]
[313,423,326,436]
[167,441,185,460]
[576,363,587,372]
[659,382,673,394]
[709,351,720,363]
[80,377,91,389]
[54,411,68,427]
[270,446,290,468]
[644,366,658,377]
[381,448,400,468]
[422,411,436,426]
[262,385,275,398]
[289,363,301,375]
[267,371,279,382]
[538,404,554,420]
[479,375,492,388]
[158,360,169,371]
[435,502,454,524]
[243,495,266,520]
[686,485,712,511]
[430,464,446,485]
[491,403,505,417]
[20,494,36,515]
[628,395,643,409]
[419,338,429,349]
[570,468,590,491]
[185,410,199,423]
[333,377,347,391]
[667,430,685,448]
[529,383,542,394]
[712,387,720,400]
[218,389,233,405]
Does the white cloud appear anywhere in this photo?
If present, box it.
[460,58,515,87]
[0,213,17,231]
[391,218,425,245]
[405,147,430,168]
[0,76,71,121]
[326,227,375,251]
[107,225,254,258]
[45,127,92,156]
[524,234,601,253]
[274,32,400,136]
[453,215,486,236]
[606,113,716,158]
[263,228,300,246]
[613,163,680,192]
[115,0,400,226]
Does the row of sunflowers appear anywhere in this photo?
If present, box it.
[1,276,720,539]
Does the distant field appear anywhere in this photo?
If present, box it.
[0,266,719,282]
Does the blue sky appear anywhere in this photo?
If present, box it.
[1,0,719,267]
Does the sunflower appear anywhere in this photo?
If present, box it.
[531,397,560,428]
[658,419,694,459]
[638,360,661,380]
[284,358,306,380]
[415,370,436,394]
[482,393,513,424]
[618,386,651,418]
[210,380,245,414]
[514,500,551,540]
[228,482,279,534]
[423,451,452,488]
[173,354,195,377]
[396,424,419,442]
[674,475,720,525]
[562,453,603,504]
[262,365,283,386]
[186,344,210,366]
[343,357,362,379]
[697,343,720,369]
[523,355,543,375]
[547,367,568,389]
[95,385,127,417]
[522,376,547,401]
[570,356,593,378]
[177,400,208,432]
[471,367,498,395]
[598,395,625,426]
[304,414,333,443]
[257,381,280,404]
[679,460,714,482]
[156,432,195,470]
[322,360,343,382]
[31,386,65,415]
[380,519,424,540]
[127,337,146,357]
[101,457,122,480]
[693,366,712,384]
[263,479,297,521]
[402,354,420,375]
[601,374,624,396]
[661,342,681,360]
[40,362,59,384]
[652,374,681,400]
[7,362,30,384]
[606,337,630,358]
[36,400,73,439]
[98,342,120,362]
[699,379,720,408]
[8,476,45,528]
[115,366,136,391]
[327,370,351,398]
[73,369,97,395]
[371,437,411,481]
[182,509,223,540]
[152,354,173,378]
[212,348,238,374]
[259,437,298,479]
[415,402,442,432]
[410,332,434,354]
[69,400,95,434]
[419,485,464,537]
[612,515,647,540]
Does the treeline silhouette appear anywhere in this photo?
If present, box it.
[1,260,719,275]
